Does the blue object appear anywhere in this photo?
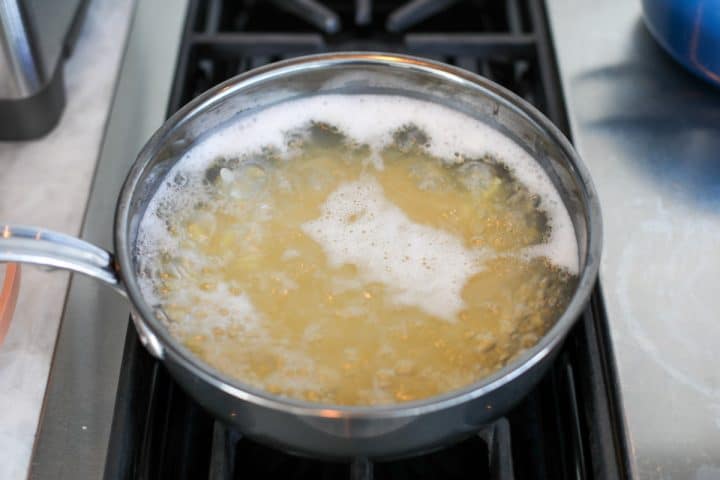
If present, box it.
[642,0,720,87]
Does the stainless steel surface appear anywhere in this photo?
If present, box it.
[22,0,84,70]
[547,1,720,478]
[0,0,84,99]
[28,0,188,478]
[0,0,88,140]
[0,225,124,295]
[113,52,601,458]
[0,0,44,97]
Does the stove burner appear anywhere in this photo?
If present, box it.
[104,1,631,479]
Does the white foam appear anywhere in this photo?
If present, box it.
[138,93,579,307]
[302,177,483,321]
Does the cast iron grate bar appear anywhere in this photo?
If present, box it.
[386,0,463,32]
[270,0,341,34]
[355,0,372,26]
[404,33,536,56]
[203,418,513,480]
[203,0,222,33]
[526,0,565,129]
[350,457,373,480]
[563,361,590,478]
[191,33,326,54]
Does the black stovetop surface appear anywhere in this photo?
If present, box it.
[104,2,630,479]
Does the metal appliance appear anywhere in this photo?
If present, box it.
[0,0,88,140]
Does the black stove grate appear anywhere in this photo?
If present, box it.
[168,0,564,122]
[105,1,630,479]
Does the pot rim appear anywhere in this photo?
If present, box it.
[115,52,602,420]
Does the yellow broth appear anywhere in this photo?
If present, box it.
[147,123,576,405]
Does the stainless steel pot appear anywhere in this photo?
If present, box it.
[0,53,602,460]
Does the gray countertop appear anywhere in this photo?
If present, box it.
[27,1,188,478]
[0,0,133,478]
[548,1,720,478]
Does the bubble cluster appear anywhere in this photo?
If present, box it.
[139,94,577,278]
[134,93,579,406]
[302,177,483,321]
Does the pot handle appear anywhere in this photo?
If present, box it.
[0,225,126,297]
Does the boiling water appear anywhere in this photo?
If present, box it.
[137,94,578,406]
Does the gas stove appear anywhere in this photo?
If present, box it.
[30,1,631,479]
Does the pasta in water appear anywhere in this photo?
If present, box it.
[137,94,578,405]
